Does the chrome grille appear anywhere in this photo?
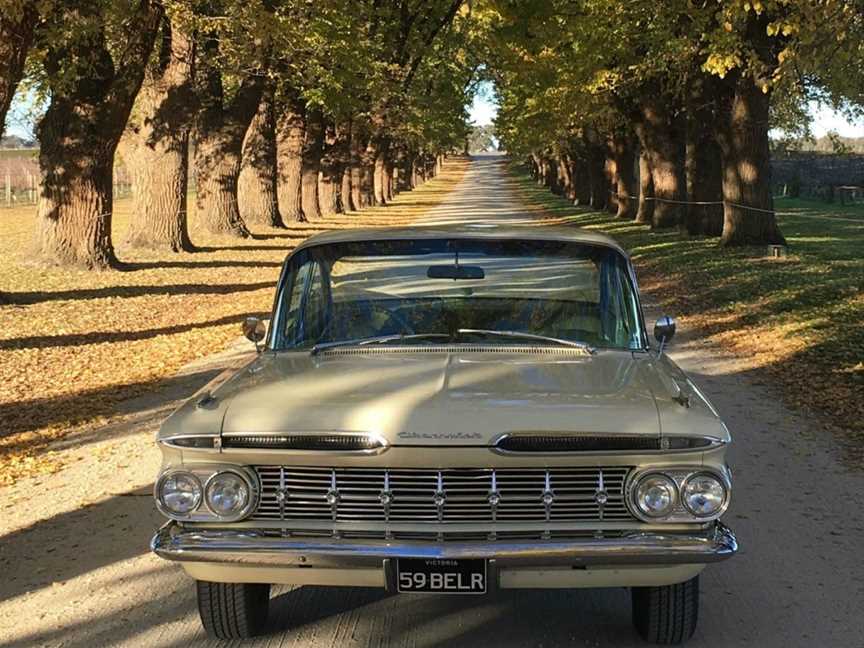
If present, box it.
[252,467,634,526]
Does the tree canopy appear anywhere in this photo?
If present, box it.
[1,0,863,266]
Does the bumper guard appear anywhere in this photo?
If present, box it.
[151,521,737,568]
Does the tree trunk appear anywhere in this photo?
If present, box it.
[0,3,38,140]
[411,154,423,188]
[339,120,355,211]
[318,121,343,217]
[611,131,637,219]
[195,135,247,236]
[557,154,574,201]
[358,137,376,208]
[569,153,590,205]
[545,157,561,195]
[301,109,324,220]
[635,93,686,229]
[347,121,369,210]
[373,152,386,204]
[194,36,263,237]
[341,166,353,212]
[397,149,413,192]
[604,146,618,215]
[238,80,281,228]
[36,0,163,268]
[714,71,785,245]
[348,133,365,210]
[123,138,192,251]
[275,95,305,222]
[372,137,390,205]
[684,78,723,237]
[586,143,608,210]
[635,147,655,225]
[530,153,543,185]
[37,136,116,268]
[122,22,195,252]
[383,155,394,202]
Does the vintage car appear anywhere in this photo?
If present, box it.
[151,225,737,644]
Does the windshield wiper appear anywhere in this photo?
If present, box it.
[457,328,596,354]
[310,333,450,355]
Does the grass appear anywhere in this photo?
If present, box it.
[0,158,468,484]
[509,168,864,440]
[0,149,37,160]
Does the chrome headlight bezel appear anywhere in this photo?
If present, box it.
[203,468,258,522]
[154,470,203,519]
[681,471,730,518]
[632,472,679,519]
[154,465,259,522]
[626,466,731,523]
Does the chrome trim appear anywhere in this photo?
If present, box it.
[251,465,634,525]
[159,434,219,452]
[155,465,259,523]
[220,432,389,456]
[631,473,679,520]
[456,328,596,354]
[680,472,731,518]
[625,466,731,524]
[203,468,260,523]
[151,520,737,566]
[491,432,726,455]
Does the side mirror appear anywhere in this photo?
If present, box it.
[654,316,676,354]
[242,317,266,351]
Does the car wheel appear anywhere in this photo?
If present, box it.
[631,575,699,644]
[196,580,270,639]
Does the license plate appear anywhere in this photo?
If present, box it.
[396,558,487,594]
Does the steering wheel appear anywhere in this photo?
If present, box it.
[366,302,416,336]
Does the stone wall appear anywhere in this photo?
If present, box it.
[772,153,864,197]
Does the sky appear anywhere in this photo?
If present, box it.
[468,89,498,127]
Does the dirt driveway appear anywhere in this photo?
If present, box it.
[2,156,863,647]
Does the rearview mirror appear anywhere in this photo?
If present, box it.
[427,265,485,280]
[654,316,676,353]
[242,316,266,350]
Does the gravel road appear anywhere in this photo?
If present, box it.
[2,156,862,648]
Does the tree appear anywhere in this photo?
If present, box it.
[486,0,864,245]
[238,80,282,227]
[122,16,196,251]
[0,1,38,139]
[299,107,324,220]
[275,89,306,222]
[468,124,496,152]
[193,24,264,238]
[35,0,163,268]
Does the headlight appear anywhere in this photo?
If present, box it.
[634,473,678,518]
[205,471,252,520]
[156,471,202,516]
[682,473,727,517]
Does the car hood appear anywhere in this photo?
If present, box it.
[194,348,719,446]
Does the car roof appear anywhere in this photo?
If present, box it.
[293,223,630,257]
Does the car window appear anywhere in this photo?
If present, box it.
[276,239,645,350]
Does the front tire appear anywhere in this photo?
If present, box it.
[196,580,270,639]
[631,575,699,644]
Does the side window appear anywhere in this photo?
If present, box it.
[303,262,326,343]
[599,256,637,348]
[282,262,312,345]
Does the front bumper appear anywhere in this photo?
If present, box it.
[152,521,737,568]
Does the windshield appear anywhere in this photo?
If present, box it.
[272,238,646,351]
